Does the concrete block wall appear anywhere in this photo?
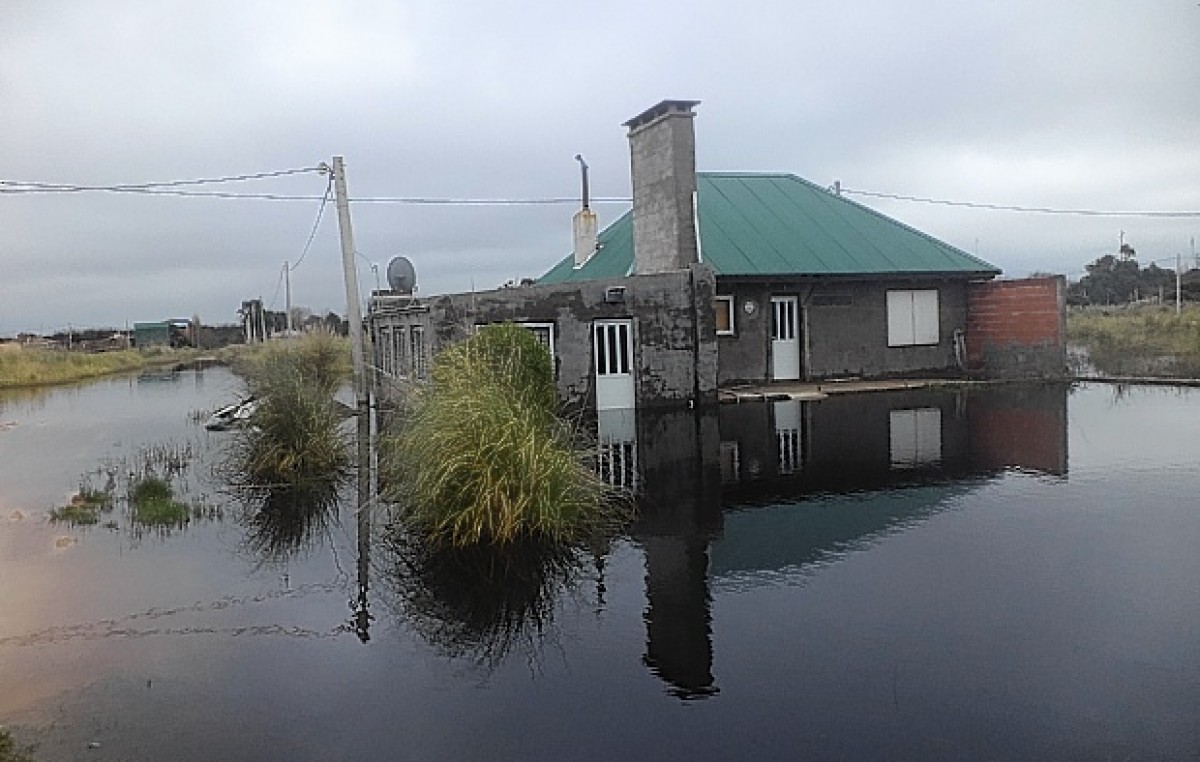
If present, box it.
[370,265,718,412]
[715,279,970,384]
[966,276,1066,377]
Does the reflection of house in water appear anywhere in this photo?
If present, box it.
[620,383,1068,699]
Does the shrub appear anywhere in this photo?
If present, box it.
[49,484,113,525]
[227,332,353,488]
[383,324,623,548]
[129,476,190,527]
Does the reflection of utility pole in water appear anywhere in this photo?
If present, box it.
[350,398,374,643]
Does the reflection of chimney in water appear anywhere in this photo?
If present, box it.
[641,535,717,699]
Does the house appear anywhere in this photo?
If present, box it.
[367,99,1064,413]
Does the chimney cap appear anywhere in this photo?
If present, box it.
[623,99,700,131]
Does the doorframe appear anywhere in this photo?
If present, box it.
[769,295,801,381]
[593,318,636,411]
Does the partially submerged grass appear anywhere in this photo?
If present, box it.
[232,332,351,398]
[382,324,624,549]
[129,475,190,527]
[1069,304,1200,376]
[226,332,352,489]
[49,484,114,526]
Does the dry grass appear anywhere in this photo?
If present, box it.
[226,332,353,488]
[382,324,624,549]
[1069,304,1200,376]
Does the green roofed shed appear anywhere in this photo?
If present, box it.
[540,172,999,283]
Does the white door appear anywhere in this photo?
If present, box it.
[594,319,635,410]
[770,296,800,380]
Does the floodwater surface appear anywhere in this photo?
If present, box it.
[2,370,1199,760]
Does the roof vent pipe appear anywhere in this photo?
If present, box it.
[572,154,599,268]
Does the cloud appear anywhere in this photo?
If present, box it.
[2,0,1198,333]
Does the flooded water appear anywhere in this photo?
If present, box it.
[2,370,1199,760]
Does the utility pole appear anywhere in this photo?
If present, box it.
[330,156,369,407]
[284,261,293,334]
[1177,252,1183,315]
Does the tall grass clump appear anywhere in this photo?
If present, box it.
[129,475,190,527]
[228,332,352,487]
[383,324,622,548]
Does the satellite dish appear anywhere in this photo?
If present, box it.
[386,256,417,294]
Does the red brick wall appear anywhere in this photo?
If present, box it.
[966,276,1066,377]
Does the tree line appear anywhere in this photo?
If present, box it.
[1067,244,1200,306]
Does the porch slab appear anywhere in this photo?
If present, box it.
[717,378,984,404]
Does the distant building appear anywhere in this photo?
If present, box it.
[132,322,170,348]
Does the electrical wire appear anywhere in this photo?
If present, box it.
[0,166,323,194]
[4,166,1197,217]
[289,175,333,273]
[266,265,285,310]
[839,188,1200,219]
[346,195,632,205]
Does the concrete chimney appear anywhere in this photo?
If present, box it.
[624,99,700,275]
[573,154,598,267]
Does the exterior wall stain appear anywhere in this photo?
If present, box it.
[368,265,718,412]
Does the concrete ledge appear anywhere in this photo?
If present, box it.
[719,378,994,404]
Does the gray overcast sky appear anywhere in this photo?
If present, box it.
[3,0,1198,334]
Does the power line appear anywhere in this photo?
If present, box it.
[0,181,630,205]
[289,175,334,273]
[266,265,285,310]
[346,195,632,205]
[0,166,322,195]
[3,166,1197,217]
[840,188,1200,219]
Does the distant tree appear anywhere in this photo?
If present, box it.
[1068,249,1182,306]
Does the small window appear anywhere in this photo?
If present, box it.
[714,295,735,335]
[410,326,428,379]
[887,289,939,347]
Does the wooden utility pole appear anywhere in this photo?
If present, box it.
[331,156,369,407]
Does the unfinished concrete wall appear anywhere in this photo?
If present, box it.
[714,279,971,384]
[625,100,700,275]
[369,265,718,411]
[966,276,1066,378]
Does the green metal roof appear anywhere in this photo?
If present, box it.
[540,173,1000,284]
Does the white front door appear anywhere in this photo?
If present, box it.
[770,296,800,380]
[594,319,635,410]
